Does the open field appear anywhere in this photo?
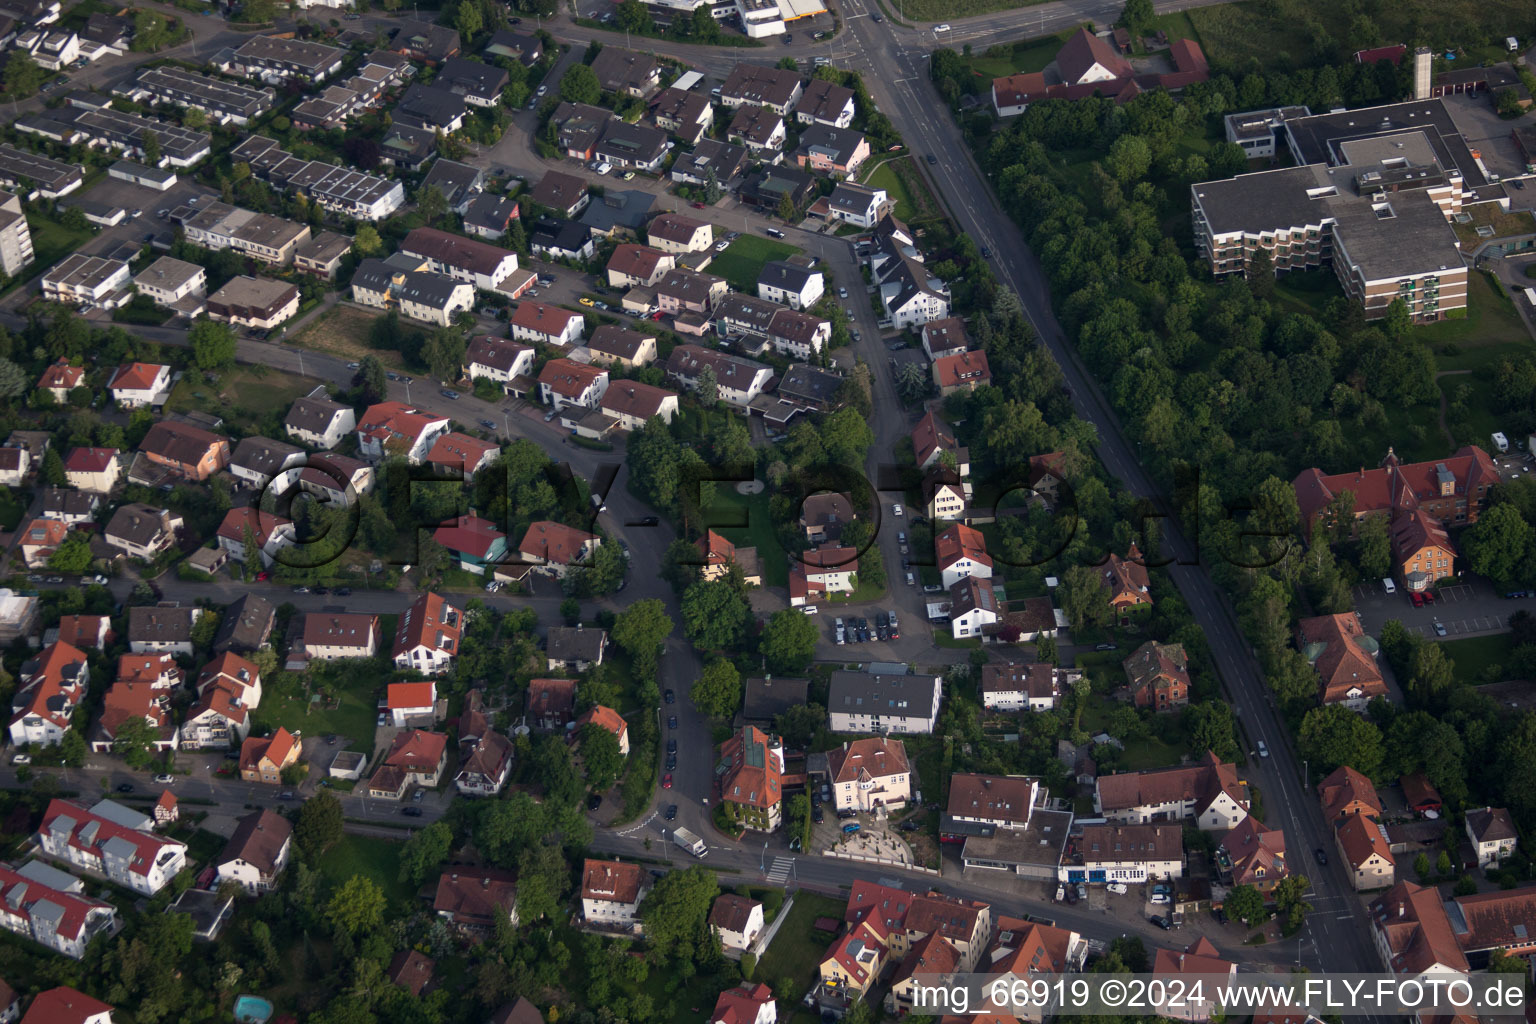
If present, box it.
[165,365,325,427]
[898,0,1049,24]
[701,486,788,587]
[316,834,415,905]
[293,305,406,367]
[865,158,920,222]
[958,31,1072,79]
[756,892,846,999]
[1437,632,1517,685]
[708,235,800,293]
[25,213,92,275]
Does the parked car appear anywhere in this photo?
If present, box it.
[479,419,497,431]
[1094,642,1118,651]
[10,755,29,766]
[891,503,903,517]
[665,804,677,820]
[1411,591,1424,607]
[802,605,819,615]
[668,715,678,729]
[402,806,423,816]
[1434,621,1448,636]
[1149,915,1171,930]
[813,805,825,823]
[1314,848,1329,866]
[154,773,175,784]
[662,773,673,788]
[1107,882,1128,895]
[842,823,860,834]
[439,389,460,400]
[1055,884,1065,902]
[116,783,135,793]
[665,688,675,704]
[666,738,678,753]
[692,201,707,209]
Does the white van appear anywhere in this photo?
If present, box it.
[1508,36,1519,52]
[1382,578,1397,594]
[1494,431,1510,453]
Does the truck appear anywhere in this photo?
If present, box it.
[673,826,707,858]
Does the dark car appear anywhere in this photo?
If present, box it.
[313,586,329,595]
[899,820,921,831]
[439,389,460,400]
[1149,915,1171,930]
[926,154,938,165]
[637,515,660,526]
[665,755,677,770]
[116,783,134,793]
[480,419,497,431]
[335,587,351,596]
[813,805,825,823]
[875,611,888,629]
[666,738,678,754]
[820,783,831,802]
[1094,642,1119,651]
[1314,848,1329,866]
[664,689,675,704]
[402,806,423,817]
[668,715,678,729]
[587,793,602,810]
[665,804,677,820]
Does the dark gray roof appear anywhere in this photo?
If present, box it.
[1284,98,1490,187]
[353,258,466,307]
[420,159,484,206]
[231,435,302,477]
[127,603,198,643]
[105,502,175,549]
[671,139,749,183]
[595,120,668,165]
[759,260,818,292]
[589,47,658,94]
[796,123,866,165]
[394,84,466,130]
[546,625,606,662]
[437,56,508,102]
[214,593,276,653]
[777,364,842,404]
[463,193,520,232]
[741,676,809,723]
[285,395,350,434]
[578,188,656,233]
[827,670,941,720]
[530,216,592,256]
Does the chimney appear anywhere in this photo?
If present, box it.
[1413,47,1432,100]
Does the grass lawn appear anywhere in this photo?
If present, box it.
[1451,204,1536,250]
[1418,271,1535,372]
[250,658,388,757]
[756,892,846,997]
[293,305,411,367]
[1437,632,1516,685]
[1270,269,1337,320]
[961,31,1072,79]
[165,365,326,432]
[24,212,92,273]
[865,159,919,222]
[709,236,800,293]
[700,485,788,587]
[1119,734,1188,771]
[899,0,1048,24]
[316,833,415,905]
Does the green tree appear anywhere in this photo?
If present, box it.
[356,356,388,404]
[142,129,161,167]
[1106,134,1152,184]
[776,191,796,222]
[294,790,344,859]
[703,168,722,204]
[1182,701,1240,762]
[692,658,741,719]
[40,447,66,486]
[774,703,825,748]
[579,722,626,791]
[456,0,483,38]
[1059,563,1111,630]
[2,50,41,97]
[1463,502,1532,590]
[616,0,651,31]
[820,407,875,466]
[47,532,93,574]
[1299,704,1384,781]
[1414,852,1432,880]
[327,875,386,935]
[60,730,86,767]
[1272,874,1311,930]
[399,821,453,885]
[637,865,718,962]
[681,579,749,651]
[241,525,263,578]
[612,598,673,678]
[417,184,448,224]
[759,609,819,674]
[1224,883,1266,925]
[112,716,158,769]
[1120,0,1153,33]
[422,328,467,383]
[0,357,26,399]
[1357,514,1392,579]
[354,225,383,257]
[189,319,237,371]
[560,63,601,104]
[696,365,718,407]
[1408,642,1456,705]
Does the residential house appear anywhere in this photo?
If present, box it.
[709,895,765,952]
[42,254,131,309]
[138,421,229,482]
[587,325,659,368]
[796,77,856,127]
[538,359,609,413]
[924,467,969,522]
[239,727,298,784]
[1150,938,1236,1022]
[1401,773,1444,818]
[1219,816,1288,893]
[435,868,519,933]
[1093,752,1249,830]
[757,260,824,309]
[38,798,187,895]
[106,362,171,409]
[546,626,606,673]
[795,125,869,177]
[37,359,83,402]
[1368,879,1470,979]
[19,518,68,569]
[827,670,943,735]
[0,875,116,962]
[215,508,295,569]
[351,257,475,325]
[980,662,1076,712]
[696,531,762,587]
[294,232,353,279]
[230,436,304,490]
[426,433,500,482]
[484,28,542,64]
[921,318,969,360]
[824,181,887,229]
[368,729,449,799]
[387,951,435,999]
[575,704,630,756]
[126,604,200,655]
[1122,641,1191,711]
[646,212,713,254]
[9,642,89,747]
[392,593,462,678]
[1102,543,1152,617]
[656,267,729,316]
[90,678,177,754]
[55,615,112,650]
[590,47,660,96]
[528,217,596,261]
[1465,807,1518,868]
[671,139,749,186]
[1446,886,1536,964]
[355,402,451,463]
[1298,613,1386,711]
[665,345,772,407]
[1391,507,1456,591]
[302,613,379,661]
[518,521,600,577]
[606,244,675,289]
[64,447,120,492]
[401,227,519,292]
[437,56,507,107]
[720,725,784,831]
[513,302,586,348]
[801,492,855,543]
[650,86,712,144]
[288,452,374,508]
[581,859,649,932]
[433,515,508,575]
[826,737,911,814]
[1318,765,1383,823]
[527,677,578,731]
[740,164,817,213]
[1064,823,1184,885]
[595,380,679,432]
[799,543,858,597]
[728,104,786,159]
[183,651,262,749]
[103,504,181,561]
[911,411,969,474]
[462,194,521,240]
[455,691,513,796]
[463,337,535,391]
[936,523,992,588]
[0,189,34,277]
[394,83,467,133]
[391,19,459,63]
[38,490,98,528]
[207,276,300,330]
[528,170,589,217]
[720,63,803,115]
[1293,446,1499,539]
[1337,809,1396,890]
[594,121,670,173]
[284,395,356,450]
[933,351,990,395]
[215,809,291,894]
[949,576,1000,640]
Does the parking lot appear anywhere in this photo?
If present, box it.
[1352,578,1516,639]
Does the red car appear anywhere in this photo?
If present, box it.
[1410,591,1423,607]
[650,310,664,320]
[691,201,706,209]
[1422,590,1436,604]
[255,572,270,581]
[662,773,673,788]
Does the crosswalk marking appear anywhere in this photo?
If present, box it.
[765,857,793,884]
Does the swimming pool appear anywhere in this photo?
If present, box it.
[233,994,273,1023]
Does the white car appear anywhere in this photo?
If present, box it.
[800,605,819,615]
[1257,740,1270,758]
[1107,882,1128,895]
[1150,892,1171,905]
[154,773,175,784]
[10,755,30,766]
[891,503,903,517]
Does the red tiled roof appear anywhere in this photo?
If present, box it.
[388,681,436,710]
[575,704,627,742]
[434,867,518,927]
[1299,613,1386,705]
[1152,936,1235,977]
[537,358,605,398]
[1103,544,1151,606]
[357,402,446,448]
[709,893,762,932]
[426,432,499,474]
[1318,765,1382,823]
[518,520,597,565]
[391,592,462,662]
[946,773,1037,826]
[1220,816,1287,886]
[845,879,912,931]
[383,729,448,771]
[513,302,582,336]
[933,350,991,389]
[302,612,378,651]
[40,798,185,881]
[38,359,83,390]
[116,653,179,686]
[1293,447,1499,533]
[64,447,118,473]
[710,983,775,1024]
[21,986,114,1024]
[216,507,291,547]
[388,949,436,998]
[1096,751,1244,817]
[826,737,908,785]
[1370,880,1470,975]
[1450,886,1536,952]
[433,514,506,559]
[935,523,991,571]
[107,362,168,393]
[1336,809,1392,869]
[1057,27,1133,83]
[56,615,112,649]
[527,678,576,719]
[581,859,645,903]
[240,726,297,772]
[720,725,782,809]
[14,641,89,731]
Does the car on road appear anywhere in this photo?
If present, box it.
[821,782,832,803]
[413,788,426,803]
[335,587,351,596]
[1434,621,1448,636]
[765,227,785,238]
[905,572,915,586]
[927,154,938,164]
[536,85,548,96]
[279,792,295,801]
[801,604,819,615]
[586,793,602,810]
[347,362,360,369]
[313,586,329,595]
[782,33,792,43]
[887,612,900,639]
[45,577,62,584]
[479,419,497,431]
[891,503,903,517]
[662,773,673,788]
[1152,883,1172,895]
[545,409,558,421]
[402,806,423,816]
[666,738,678,753]
[1257,740,1269,757]
[637,515,659,526]
[621,170,635,180]
[691,201,707,208]
[980,246,992,258]
[579,296,596,306]
[1422,590,1436,603]
[1064,884,1078,903]
[1094,642,1118,651]
[665,804,677,820]
[923,584,941,593]
[1149,915,1171,930]
[440,389,460,400]
[154,773,175,784]
[292,586,309,594]
[665,689,675,704]
[665,754,677,770]
[838,286,848,298]
[870,11,881,21]
[1314,848,1329,865]
[842,823,860,834]
[10,755,29,766]
[668,715,678,729]
[117,783,134,793]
